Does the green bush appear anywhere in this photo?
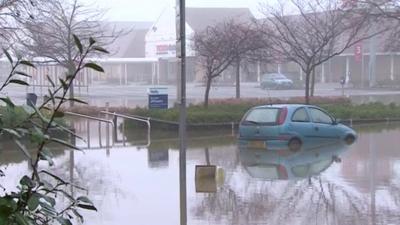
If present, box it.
[129,99,400,126]
[322,102,400,120]
[0,106,30,129]
[0,106,67,131]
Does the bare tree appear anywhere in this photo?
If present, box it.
[0,0,44,49]
[193,20,259,107]
[361,0,400,20]
[18,0,123,106]
[258,0,388,104]
[229,22,265,99]
[361,0,400,51]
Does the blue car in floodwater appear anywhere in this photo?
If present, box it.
[238,104,357,151]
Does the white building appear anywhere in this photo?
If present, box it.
[145,6,255,83]
[145,6,253,59]
[145,5,195,59]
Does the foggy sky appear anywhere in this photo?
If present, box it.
[82,0,265,21]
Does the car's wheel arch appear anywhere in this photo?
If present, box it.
[288,137,302,151]
[344,134,356,145]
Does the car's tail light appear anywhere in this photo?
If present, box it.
[277,165,288,179]
[277,107,288,125]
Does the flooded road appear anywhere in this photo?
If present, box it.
[1,121,400,225]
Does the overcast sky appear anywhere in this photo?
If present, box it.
[82,0,266,21]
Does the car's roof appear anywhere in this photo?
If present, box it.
[252,104,317,109]
[262,73,287,77]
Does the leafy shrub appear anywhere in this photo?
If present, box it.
[0,36,103,225]
[0,106,30,129]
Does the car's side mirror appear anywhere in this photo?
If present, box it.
[332,118,340,125]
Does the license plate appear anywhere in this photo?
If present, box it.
[248,140,266,149]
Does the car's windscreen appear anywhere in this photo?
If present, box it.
[242,108,280,124]
[246,166,280,179]
[273,74,286,79]
[262,74,285,80]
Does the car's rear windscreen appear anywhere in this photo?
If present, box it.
[242,108,280,125]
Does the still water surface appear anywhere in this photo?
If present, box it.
[1,121,400,225]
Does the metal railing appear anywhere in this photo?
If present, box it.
[65,112,115,127]
[65,111,115,148]
[100,111,151,148]
[101,111,150,129]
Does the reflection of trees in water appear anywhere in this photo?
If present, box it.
[0,169,4,191]
[355,122,400,133]
[191,172,400,225]
[200,145,240,170]
[390,185,400,206]
[44,152,126,206]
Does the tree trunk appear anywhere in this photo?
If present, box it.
[68,66,75,108]
[235,59,241,99]
[204,76,212,108]
[305,71,311,104]
[69,82,74,107]
[311,69,316,97]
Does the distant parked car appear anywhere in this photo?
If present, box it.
[260,73,294,89]
[238,104,357,151]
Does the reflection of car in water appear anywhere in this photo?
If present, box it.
[238,104,357,151]
[260,73,294,89]
[238,142,349,180]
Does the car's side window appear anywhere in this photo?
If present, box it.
[244,108,280,124]
[309,108,333,124]
[292,107,310,122]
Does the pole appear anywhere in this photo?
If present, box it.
[361,50,365,88]
[390,54,394,81]
[345,56,350,85]
[369,133,376,225]
[125,63,128,85]
[176,0,187,225]
[69,126,76,197]
[368,35,377,87]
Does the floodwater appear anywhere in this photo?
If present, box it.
[1,120,400,225]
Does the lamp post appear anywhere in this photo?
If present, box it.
[176,0,187,225]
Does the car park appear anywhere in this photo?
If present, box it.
[260,73,294,89]
[238,104,357,151]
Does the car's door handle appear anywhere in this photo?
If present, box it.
[314,127,319,131]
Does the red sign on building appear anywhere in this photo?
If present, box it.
[156,44,176,55]
[354,43,363,63]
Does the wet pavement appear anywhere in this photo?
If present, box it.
[4,82,400,107]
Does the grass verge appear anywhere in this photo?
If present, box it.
[64,96,400,129]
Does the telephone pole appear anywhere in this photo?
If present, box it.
[176,0,187,225]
